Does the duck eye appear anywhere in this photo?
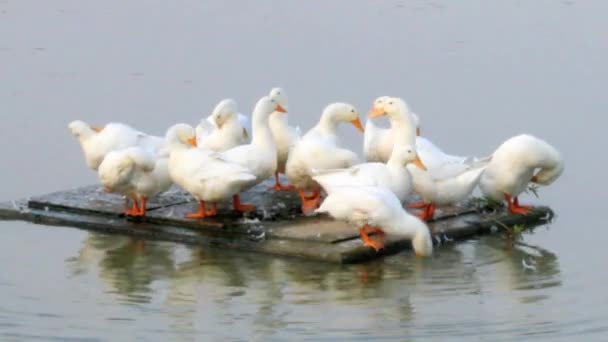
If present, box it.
[389,101,393,105]
[351,109,355,113]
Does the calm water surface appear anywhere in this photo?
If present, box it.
[0,0,606,340]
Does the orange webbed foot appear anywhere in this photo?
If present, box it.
[509,206,532,215]
[407,202,428,209]
[232,194,256,213]
[270,184,296,191]
[186,201,210,219]
[359,226,386,252]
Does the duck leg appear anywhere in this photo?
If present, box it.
[124,198,141,216]
[186,200,209,219]
[297,188,321,215]
[505,194,532,215]
[359,226,385,251]
[232,194,256,213]
[416,203,437,221]
[407,202,428,209]
[269,172,296,191]
[134,196,148,217]
[205,202,218,217]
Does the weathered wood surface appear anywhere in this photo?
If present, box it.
[0,179,554,263]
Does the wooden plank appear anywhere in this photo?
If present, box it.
[0,184,554,264]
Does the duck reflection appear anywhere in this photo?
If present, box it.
[477,234,562,297]
[67,233,176,304]
[64,228,561,338]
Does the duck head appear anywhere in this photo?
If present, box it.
[269,87,289,112]
[166,123,197,148]
[322,102,364,132]
[211,99,239,129]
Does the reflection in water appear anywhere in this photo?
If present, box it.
[64,231,563,338]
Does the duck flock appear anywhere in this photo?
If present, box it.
[68,88,564,257]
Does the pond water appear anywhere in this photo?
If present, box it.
[0,0,606,340]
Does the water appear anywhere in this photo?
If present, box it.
[0,0,606,340]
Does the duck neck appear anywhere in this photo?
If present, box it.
[251,114,275,149]
[386,150,403,169]
[316,112,339,136]
[269,111,288,129]
[391,114,417,145]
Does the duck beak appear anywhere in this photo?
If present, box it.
[413,156,427,170]
[416,127,421,136]
[187,137,197,147]
[368,107,386,118]
[91,126,104,133]
[275,104,287,113]
[242,128,249,140]
[351,118,364,132]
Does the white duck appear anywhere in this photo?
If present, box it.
[316,186,433,256]
[412,112,479,179]
[285,102,364,214]
[219,96,287,212]
[406,164,487,220]
[479,134,564,215]
[312,144,426,203]
[268,87,301,191]
[68,121,163,170]
[165,124,257,218]
[98,146,172,217]
[363,96,417,163]
[196,99,249,151]
[364,98,473,178]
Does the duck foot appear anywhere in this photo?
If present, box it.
[505,194,532,215]
[269,172,296,191]
[297,188,321,215]
[186,201,218,218]
[124,197,147,217]
[232,194,256,213]
[411,202,436,221]
[359,225,385,252]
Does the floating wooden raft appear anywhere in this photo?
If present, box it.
[0,179,553,263]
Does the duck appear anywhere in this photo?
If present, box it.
[268,87,301,191]
[315,186,433,256]
[312,144,426,203]
[363,96,417,163]
[196,99,249,151]
[165,123,257,218]
[98,146,172,217]
[219,96,287,212]
[479,134,564,215]
[364,98,476,176]
[68,120,164,170]
[285,102,364,214]
[406,164,487,220]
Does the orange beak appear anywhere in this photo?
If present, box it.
[351,118,364,132]
[91,126,104,133]
[275,104,287,113]
[416,127,421,136]
[368,107,386,118]
[187,137,197,147]
[413,156,427,170]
